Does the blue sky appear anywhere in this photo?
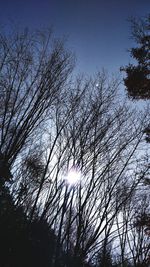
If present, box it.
[0,0,149,74]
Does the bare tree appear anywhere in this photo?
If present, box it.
[12,72,149,266]
[0,27,73,183]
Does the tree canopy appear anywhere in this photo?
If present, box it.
[0,25,149,267]
[121,15,150,100]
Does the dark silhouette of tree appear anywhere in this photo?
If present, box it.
[96,241,113,267]
[0,26,77,267]
[0,183,57,267]
[121,15,150,100]
[0,27,73,184]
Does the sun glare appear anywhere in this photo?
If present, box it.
[66,168,81,185]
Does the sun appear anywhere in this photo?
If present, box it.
[66,168,81,185]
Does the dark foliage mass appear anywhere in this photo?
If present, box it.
[0,185,55,267]
[121,15,150,100]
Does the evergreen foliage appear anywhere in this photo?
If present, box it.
[121,15,150,100]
